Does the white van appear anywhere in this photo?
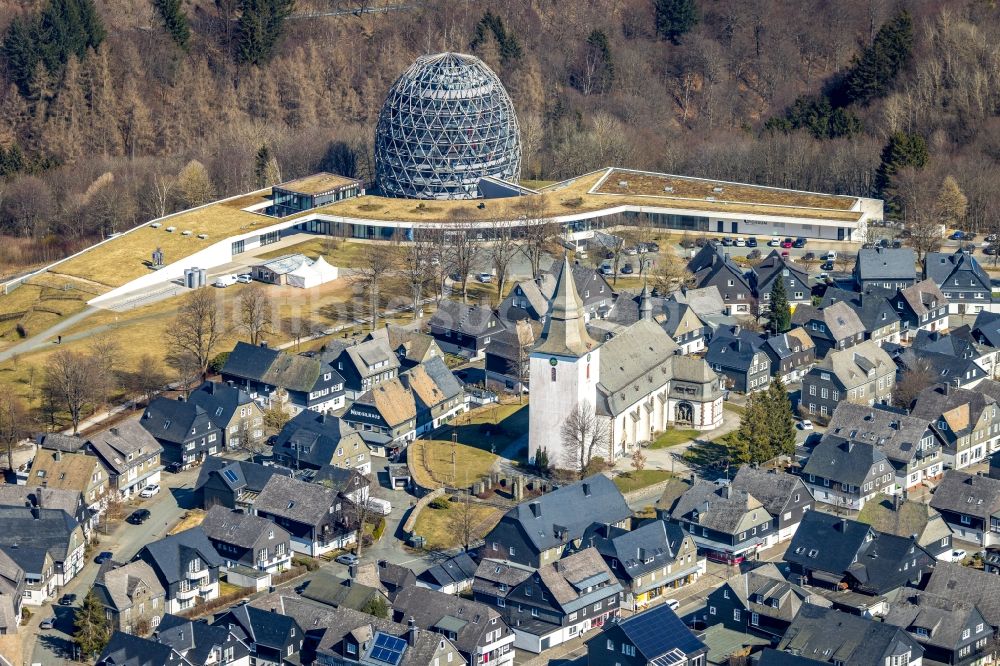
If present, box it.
[213,274,238,288]
[367,497,392,515]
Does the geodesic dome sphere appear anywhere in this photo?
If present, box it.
[374,52,521,200]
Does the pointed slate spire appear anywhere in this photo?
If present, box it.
[639,278,653,321]
[535,254,596,358]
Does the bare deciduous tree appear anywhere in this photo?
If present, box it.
[122,354,168,407]
[449,493,479,552]
[0,393,29,473]
[165,289,223,385]
[489,218,519,301]
[238,284,273,345]
[89,335,120,410]
[44,350,100,434]
[560,401,611,477]
[398,230,433,319]
[516,197,557,277]
[449,223,483,303]
[504,320,535,404]
[351,243,397,331]
[342,473,376,557]
[894,353,936,409]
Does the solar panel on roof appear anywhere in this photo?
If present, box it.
[370,632,407,666]
[223,469,239,483]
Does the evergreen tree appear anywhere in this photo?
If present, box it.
[235,0,294,66]
[360,595,389,619]
[875,131,928,210]
[839,11,914,106]
[320,140,357,178]
[0,144,26,177]
[153,0,191,50]
[732,390,770,465]
[73,590,111,658]
[769,276,791,334]
[534,447,549,472]
[469,11,522,66]
[254,143,272,187]
[654,0,699,45]
[765,378,796,458]
[2,18,41,96]
[765,95,862,140]
[571,29,615,95]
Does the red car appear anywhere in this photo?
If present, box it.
[780,238,794,248]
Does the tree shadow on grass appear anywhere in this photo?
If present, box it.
[681,438,732,475]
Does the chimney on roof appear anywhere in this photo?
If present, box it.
[31,507,39,520]
[582,482,592,497]
[110,427,119,437]
[35,487,43,509]
[407,617,418,646]
[732,325,741,336]
[839,517,847,532]
[177,395,185,402]
[529,502,541,518]
[271,607,276,613]
[260,341,268,348]
[53,450,61,462]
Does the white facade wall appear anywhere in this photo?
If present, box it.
[527,348,599,466]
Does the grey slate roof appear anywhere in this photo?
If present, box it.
[670,481,769,534]
[199,505,285,550]
[856,247,917,282]
[705,325,765,372]
[94,560,164,613]
[813,340,894,389]
[0,506,82,564]
[138,528,223,586]
[911,383,995,438]
[580,520,689,581]
[535,547,623,613]
[0,484,86,525]
[752,250,810,297]
[856,495,951,549]
[897,279,948,316]
[96,631,180,666]
[193,458,291,497]
[36,432,87,452]
[669,286,725,317]
[929,470,1000,520]
[825,403,933,466]
[793,301,866,342]
[301,570,385,610]
[223,341,344,393]
[885,590,984,650]
[777,604,921,665]
[924,561,1000,627]
[723,562,831,624]
[87,420,163,477]
[187,381,256,427]
[156,613,242,665]
[272,410,366,468]
[820,288,900,333]
[140,396,213,445]
[417,551,478,589]
[801,437,888,486]
[392,584,506,656]
[429,300,503,338]
[925,250,991,290]
[496,474,630,553]
[784,511,874,578]
[972,310,1000,347]
[472,559,533,599]
[731,467,809,518]
[252,474,340,526]
[214,603,299,652]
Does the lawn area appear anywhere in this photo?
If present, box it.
[649,428,700,449]
[443,401,529,455]
[682,438,733,471]
[613,470,674,494]
[408,439,498,489]
[412,500,503,551]
[724,402,746,416]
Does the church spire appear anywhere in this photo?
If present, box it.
[639,277,653,321]
[534,254,596,358]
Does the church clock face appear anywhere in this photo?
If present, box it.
[549,357,558,366]
[587,353,592,361]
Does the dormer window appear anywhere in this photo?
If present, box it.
[324,373,331,381]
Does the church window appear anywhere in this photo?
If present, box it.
[586,364,590,379]
[551,367,557,382]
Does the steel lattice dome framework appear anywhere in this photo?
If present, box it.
[374,52,521,200]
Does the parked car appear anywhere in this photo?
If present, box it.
[781,238,794,248]
[40,617,56,630]
[951,549,968,562]
[640,242,660,253]
[768,237,781,247]
[803,252,816,261]
[818,272,830,281]
[621,264,634,274]
[139,484,160,498]
[624,246,639,256]
[822,251,837,260]
[95,551,114,564]
[746,237,758,247]
[127,509,151,525]
[721,237,734,246]
[665,599,680,611]
[734,238,746,247]
[781,251,791,258]
[891,239,903,248]
[60,593,77,606]
[821,261,835,271]
[165,461,182,473]
[476,272,493,283]
[236,273,252,284]
[952,230,966,240]
[798,419,814,431]
[793,237,807,248]
[599,264,614,276]
[335,553,359,566]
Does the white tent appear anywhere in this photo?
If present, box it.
[286,255,339,289]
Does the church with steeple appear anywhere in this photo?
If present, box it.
[529,256,725,468]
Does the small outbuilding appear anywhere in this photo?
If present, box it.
[251,253,338,288]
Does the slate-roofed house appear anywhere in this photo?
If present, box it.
[95,631,181,666]
[221,341,346,413]
[199,505,292,574]
[0,550,24,635]
[213,603,303,666]
[670,286,726,319]
[140,396,223,469]
[392,584,516,666]
[342,377,419,450]
[910,383,999,470]
[251,474,357,556]
[371,560,417,600]
[1,544,51,607]
[762,327,816,384]
[498,267,613,325]
[913,327,999,380]
[820,288,902,346]
[705,325,771,394]
[801,437,895,511]
[0,482,89,532]
[321,336,401,400]
[791,302,866,359]
[925,561,1000,629]
[752,251,811,310]
[756,648,829,666]
[249,594,463,666]
[481,474,630,568]
[730,467,814,542]
[301,570,390,612]
[587,604,707,666]
[93,560,166,635]
[365,325,444,370]
[857,494,952,560]
[187,381,265,453]
[890,279,950,340]
[272,411,372,475]
[399,356,467,436]
[854,247,917,292]
[86,422,163,500]
[601,288,711,355]
[801,340,895,418]
[417,551,478,595]
[972,312,1000,375]
[154,613,251,665]
[687,245,753,315]
[897,346,987,391]
[428,301,505,360]
[660,481,776,565]
[929,470,1000,547]
[484,320,537,393]
[0,506,85,587]
[884,590,994,665]
[28,448,109,517]
[776,604,923,666]
[925,249,995,315]
[580,520,704,608]
[824,403,943,492]
[784,511,933,604]
[705,563,831,641]
[193,458,292,510]
[36,432,87,453]
[482,547,622,653]
[136,528,223,614]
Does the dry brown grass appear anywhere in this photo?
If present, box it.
[168,508,206,535]
[409,439,498,489]
[412,501,503,551]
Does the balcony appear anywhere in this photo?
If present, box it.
[186,567,209,582]
[176,585,198,600]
